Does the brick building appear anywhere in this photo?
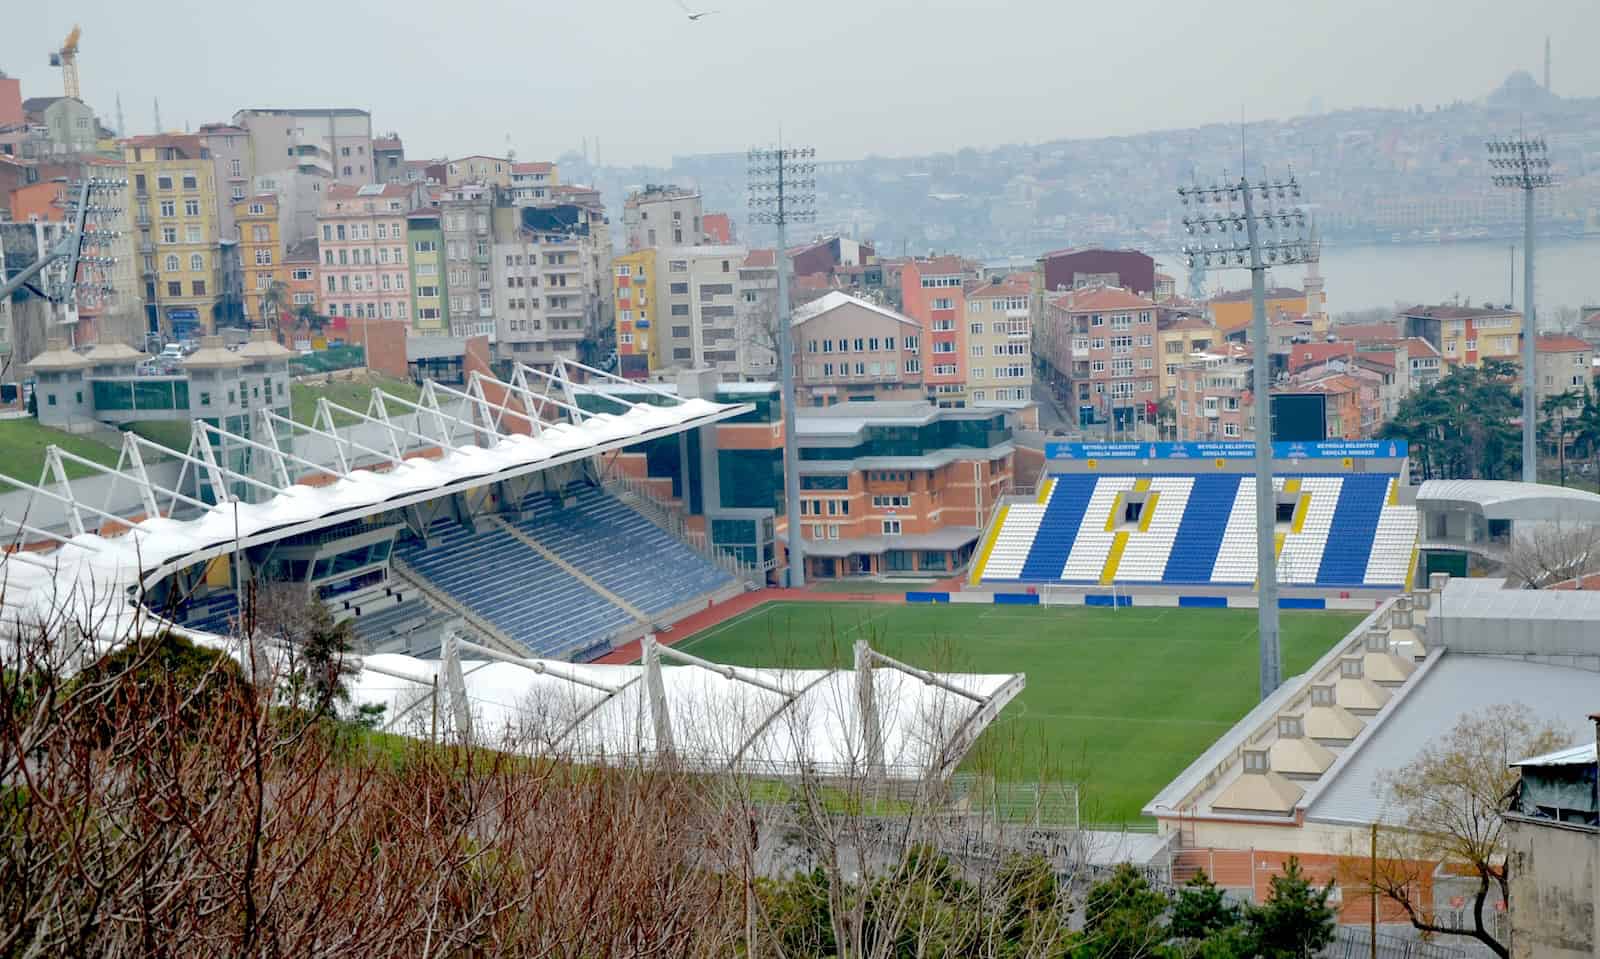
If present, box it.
[1036,247,1155,299]
[1039,286,1160,432]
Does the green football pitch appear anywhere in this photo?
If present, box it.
[671,601,1364,824]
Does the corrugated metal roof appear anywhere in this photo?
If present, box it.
[1307,656,1596,826]
[1512,742,1596,767]
[1436,577,1600,621]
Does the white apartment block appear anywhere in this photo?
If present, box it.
[624,186,704,251]
[439,184,495,340]
[490,205,602,368]
[656,245,748,377]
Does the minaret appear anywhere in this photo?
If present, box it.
[1544,35,1551,93]
[153,97,162,134]
[1304,261,1327,338]
[115,94,126,138]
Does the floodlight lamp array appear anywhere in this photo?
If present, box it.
[1486,137,1556,191]
[747,146,818,225]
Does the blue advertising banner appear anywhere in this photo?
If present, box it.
[1043,440,1409,461]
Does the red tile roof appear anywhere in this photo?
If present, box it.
[1405,338,1441,359]
[1160,316,1213,332]
[1333,322,1401,343]
[908,254,967,275]
[1288,342,1355,372]
[512,161,553,175]
[372,137,403,151]
[966,274,1033,298]
[1401,304,1519,320]
[1210,287,1304,303]
[1053,286,1155,312]
[1536,334,1592,353]
[742,249,777,269]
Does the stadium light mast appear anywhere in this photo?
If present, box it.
[0,176,126,314]
[1178,172,1318,700]
[1487,136,1554,484]
[749,145,816,587]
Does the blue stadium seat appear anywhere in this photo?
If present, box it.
[1018,474,1098,581]
[393,517,635,658]
[1162,474,1242,584]
[1315,474,1391,586]
[515,485,733,616]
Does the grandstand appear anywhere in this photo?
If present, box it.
[0,360,1024,779]
[973,441,1418,597]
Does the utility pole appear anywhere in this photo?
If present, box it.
[1488,136,1554,484]
[748,145,816,587]
[1178,171,1318,700]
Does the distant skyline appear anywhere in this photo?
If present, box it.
[4,0,1599,166]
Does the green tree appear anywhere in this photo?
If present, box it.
[1245,857,1335,959]
[1077,863,1170,958]
[260,279,292,328]
[1539,388,1583,486]
[1169,870,1239,942]
[1381,361,1521,480]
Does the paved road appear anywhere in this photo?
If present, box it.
[1034,376,1073,432]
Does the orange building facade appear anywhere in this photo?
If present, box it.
[900,256,978,407]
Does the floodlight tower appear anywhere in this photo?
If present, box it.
[1177,172,1319,700]
[0,176,127,320]
[748,145,816,587]
[1487,136,1554,484]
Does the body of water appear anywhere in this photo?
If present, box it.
[1165,236,1600,316]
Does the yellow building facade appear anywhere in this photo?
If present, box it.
[124,134,221,339]
[234,195,286,327]
[613,249,657,377]
[1157,317,1219,398]
[1207,288,1307,337]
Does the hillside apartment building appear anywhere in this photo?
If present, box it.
[900,256,977,407]
[962,274,1034,404]
[1036,286,1161,432]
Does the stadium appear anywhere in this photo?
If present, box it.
[5,353,1599,949]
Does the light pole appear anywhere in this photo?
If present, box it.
[1178,172,1318,700]
[748,146,816,588]
[1488,136,1554,484]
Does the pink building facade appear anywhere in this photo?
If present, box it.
[316,183,419,327]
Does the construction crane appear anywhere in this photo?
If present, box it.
[48,25,81,100]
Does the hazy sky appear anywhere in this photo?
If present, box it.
[5,0,1598,167]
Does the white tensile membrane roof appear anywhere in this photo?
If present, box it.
[0,359,1024,779]
[351,637,1023,779]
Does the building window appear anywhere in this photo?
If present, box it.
[164,254,180,272]
[159,199,175,217]
[881,519,902,535]
[161,226,178,244]
[182,174,198,190]
[192,280,206,296]
[189,253,205,271]
[183,199,200,217]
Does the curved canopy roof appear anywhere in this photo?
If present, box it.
[0,360,745,633]
[1416,479,1600,524]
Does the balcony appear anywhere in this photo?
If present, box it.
[138,241,155,254]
